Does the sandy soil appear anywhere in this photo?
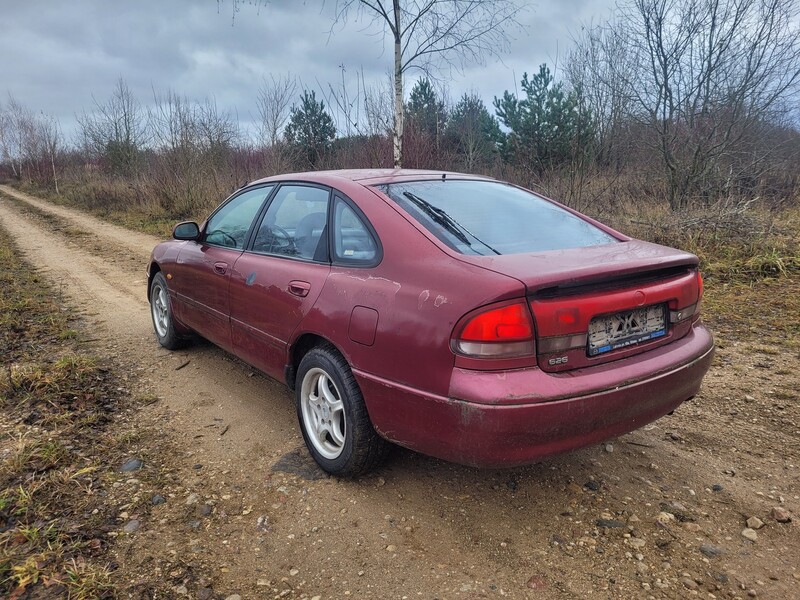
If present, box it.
[0,184,797,600]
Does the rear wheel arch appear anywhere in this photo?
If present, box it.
[287,333,346,390]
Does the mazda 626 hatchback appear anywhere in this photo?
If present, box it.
[147,170,714,475]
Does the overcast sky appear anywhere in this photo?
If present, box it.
[1,0,616,140]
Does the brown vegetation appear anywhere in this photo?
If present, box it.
[0,0,798,266]
[0,224,176,599]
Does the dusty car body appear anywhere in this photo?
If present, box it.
[147,169,714,475]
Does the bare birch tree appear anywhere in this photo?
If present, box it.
[0,95,34,180]
[38,113,62,194]
[332,0,523,167]
[0,101,8,176]
[255,73,298,173]
[256,73,297,147]
[0,97,62,189]
[0,101,11,178]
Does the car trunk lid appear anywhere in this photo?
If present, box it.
[456,240,702,372]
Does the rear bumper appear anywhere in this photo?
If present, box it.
[356,323,714,468]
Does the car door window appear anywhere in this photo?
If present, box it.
[252,185,330,261]
[332,197,379,265]
[205,186,273,249]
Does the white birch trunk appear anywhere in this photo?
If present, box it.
[392,0,403,168]
[50,153,59,195]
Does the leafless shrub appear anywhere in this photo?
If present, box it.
[148,90,241,215]
[566,21,634,172]
[76,79,149,177]
[573,0,800,210]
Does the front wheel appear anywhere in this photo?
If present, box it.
[296,346,389,476]
[150,272,187,350]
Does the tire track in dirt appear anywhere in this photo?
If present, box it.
[0,184,158,260]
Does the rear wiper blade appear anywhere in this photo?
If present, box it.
[401,191,501,255]
[402,191,471,246]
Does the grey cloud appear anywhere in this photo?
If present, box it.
[1,0,615,140]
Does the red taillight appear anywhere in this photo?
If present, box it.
[461,304,532,341]
[454,302,534,358]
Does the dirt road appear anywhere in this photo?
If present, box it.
[1,185,797,599]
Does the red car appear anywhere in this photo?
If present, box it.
[147,170,714,476]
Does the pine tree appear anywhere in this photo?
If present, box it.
[445,93,502,170]
[494,64,594,174]
[284,91,336,167]
[406,79,447,141]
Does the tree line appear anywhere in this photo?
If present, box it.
[1,0,799,217]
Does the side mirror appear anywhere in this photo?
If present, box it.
[172,221,201,241]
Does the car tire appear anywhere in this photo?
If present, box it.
[149,272,187,350]
[296,345,390,476]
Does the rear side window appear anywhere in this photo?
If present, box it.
[378,180,617,255]
[332,197,379,265]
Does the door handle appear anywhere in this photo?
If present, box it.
[214,262,228,275]
[288,280,311,297]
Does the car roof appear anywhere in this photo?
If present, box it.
[248,169,496,187]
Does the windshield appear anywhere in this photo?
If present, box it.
[378,180,617,255]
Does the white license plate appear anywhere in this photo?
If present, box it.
[587,305,667,356]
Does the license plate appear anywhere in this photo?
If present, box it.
[587,304,667,356]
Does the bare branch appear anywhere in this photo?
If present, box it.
[255,73,298,147]
[333,0,525,166]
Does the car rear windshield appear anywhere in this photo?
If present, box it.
[378,180,617,255]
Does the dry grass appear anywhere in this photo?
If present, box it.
[0,226,123,598]
[18,171,223,238]
[611,199,800,346]
[615,199,799,279]
[702,276,800,347]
